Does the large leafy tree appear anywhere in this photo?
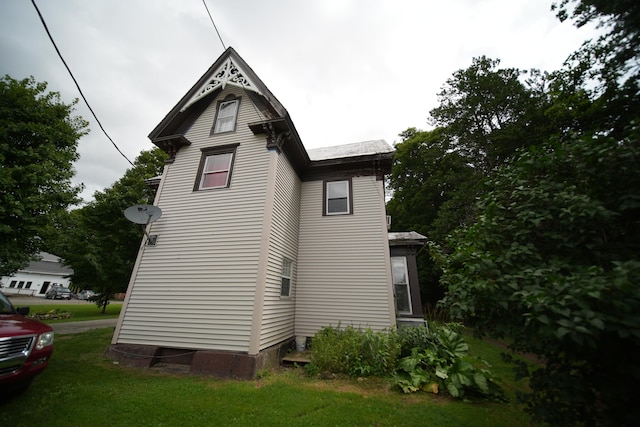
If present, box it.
[52,148,167,312]
[429,56,549,172]
[387,58,551,306]
[435,131,640,426]
[386,128,480,305]
[0,76,87,276]
[432,3,640,425]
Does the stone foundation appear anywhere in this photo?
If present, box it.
[105,338,294,379]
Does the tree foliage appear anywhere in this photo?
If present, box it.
[51,148,167,312]
[0,76,88,276]
[429,56,549,172]
[553,0,640,77]
[386,128,480,304]
[386,2,640,425]
[434,131,640,426]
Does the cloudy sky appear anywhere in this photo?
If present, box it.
[1,0,599,203]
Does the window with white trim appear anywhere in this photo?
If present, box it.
[325,179,351,215]
[281,258,292,297]
[391,256,412,315]
[212,98,240,134]
[195,144,238,190]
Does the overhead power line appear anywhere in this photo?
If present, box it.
[31,0,135,167]
[202,0,226,50]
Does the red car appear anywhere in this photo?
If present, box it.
[0,291,54,393]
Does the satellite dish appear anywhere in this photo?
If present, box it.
[124,205,162,225]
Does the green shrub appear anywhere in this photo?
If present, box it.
[309,325,401,377]
[397,324,434,357]
[394,323,504,400]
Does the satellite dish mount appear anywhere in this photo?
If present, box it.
[124,204,163,245]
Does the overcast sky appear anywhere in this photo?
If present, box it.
[1,0,599,203]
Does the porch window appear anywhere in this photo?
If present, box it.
[194,144,239,190]
[281,258,292,297]
[212,97,240,134]
[391,256,412,315]
[325,179,352,215]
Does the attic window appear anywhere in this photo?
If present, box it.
[194,143,239,191]
[212,96,241,134]
[324,179,352,215]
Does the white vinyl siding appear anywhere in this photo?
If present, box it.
[114,86,268,352]
[295,176,394,337]
[257,153,300,350]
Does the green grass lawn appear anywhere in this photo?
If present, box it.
[0,327,537,427]
[27,302,122,323]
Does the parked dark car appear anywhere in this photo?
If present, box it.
[45,286,72,300]
[0,291,54,393]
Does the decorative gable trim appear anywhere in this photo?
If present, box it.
[180,57,262,112]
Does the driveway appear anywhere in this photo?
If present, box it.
[50,318,118,334]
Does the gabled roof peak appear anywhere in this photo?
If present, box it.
[180,49,262,112]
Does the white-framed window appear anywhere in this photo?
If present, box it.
[391,256,412,315]
[200,152,233,189]
[281,258,292,297]
[212,98,240,134]
[325,179,351,215]
[195,144,238,190]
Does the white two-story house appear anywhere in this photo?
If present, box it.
[108,47,424,378]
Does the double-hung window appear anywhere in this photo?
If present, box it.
[325,179,352,215]
[391,256,412,315]
[212,97,240,134]
[195,144,239,190]
[281,258,292,297]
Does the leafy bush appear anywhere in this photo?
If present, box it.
[393,324,504,400]
[434,134,640,425]
[397,323,434,357]
[309,325,400,377]
[309,323,503,401]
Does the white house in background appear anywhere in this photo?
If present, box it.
[0,252,72,297]
[108,47,424,378]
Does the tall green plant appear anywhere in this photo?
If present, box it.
[309,325,400,377]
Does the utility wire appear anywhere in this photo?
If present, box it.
[202,0,226,50]
[200,0,265,124]
[31,0,135,167]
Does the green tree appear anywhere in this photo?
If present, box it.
[552,0,640,140]
[434,131,640,426]
[429,56,549,172]
[386,128,480,305]
[553,0,640,77]
[0,76,88,276]
[53,148,167,312]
